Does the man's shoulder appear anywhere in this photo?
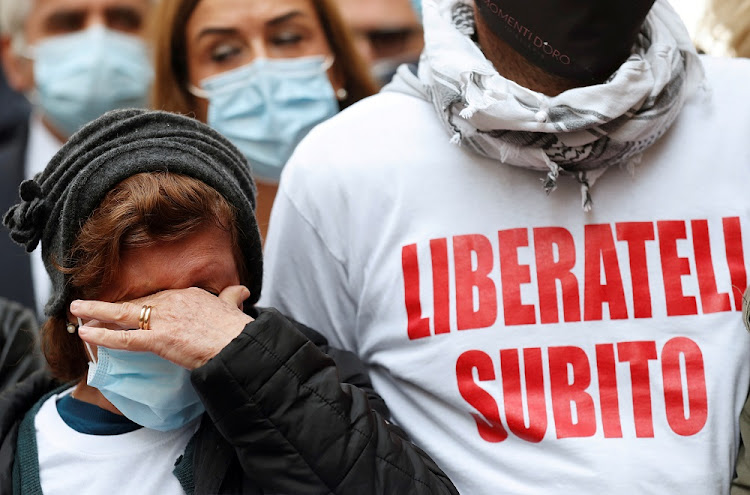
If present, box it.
[289,91,446,173]
[701,54,750,72]
[670,56,750,134]
[282,91,452,198]
[700,55,750,94]
[307,91,438,143]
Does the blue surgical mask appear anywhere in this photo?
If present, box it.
[31,25,153,138]
[411,0,422,21]
[372,56,418,87]
[190,56,339,183]
[85,340,204,432]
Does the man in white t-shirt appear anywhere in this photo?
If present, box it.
[261,0,750,493]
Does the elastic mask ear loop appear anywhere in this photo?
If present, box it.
[11,33,31,60]
[187,83,209,99]
[79,317,97,365]
[321,55,335,72]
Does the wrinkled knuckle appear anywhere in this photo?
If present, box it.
[116,303,133,321]
[171,292,187,306]
[152,339,167,357]
[165,331,179,348]
[76,301,91,313]
[158,289,175,301]
[119,330,135,347]
[193,286,211,299]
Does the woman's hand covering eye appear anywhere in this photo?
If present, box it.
[70,286,253,369]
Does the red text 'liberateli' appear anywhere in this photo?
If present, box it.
[401,218,746,339]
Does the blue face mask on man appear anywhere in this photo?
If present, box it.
[85,338,204,432]
[190,56,339,183]
[31,25,153,138]
[411,0,422,21]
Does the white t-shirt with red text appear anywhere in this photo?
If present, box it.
[261,56,750,494]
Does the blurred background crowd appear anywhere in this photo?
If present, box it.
[0,0,748,385]
[1,0,749,381]
[2,1,750,493]
[0,0,428,319]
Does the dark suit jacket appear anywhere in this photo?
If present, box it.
[0,118,35,313]
[0,69,30,133]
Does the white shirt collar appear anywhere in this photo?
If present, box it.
[24,113,63,180]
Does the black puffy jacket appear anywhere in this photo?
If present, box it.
[0,308,458,494]
[0,297,41,392]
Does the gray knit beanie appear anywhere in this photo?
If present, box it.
[3,109,262,318]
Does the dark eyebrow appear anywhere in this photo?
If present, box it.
[105,6,144,20]
[104,5,142,16]
[196,27,240,40]
[44,10,85,30]
[267,10,305,27]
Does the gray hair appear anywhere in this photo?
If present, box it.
[0,0,33,53]
[0,0,157,53]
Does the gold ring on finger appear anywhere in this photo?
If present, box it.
[139,305,153,330]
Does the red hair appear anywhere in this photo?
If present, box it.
[44,172,247,381]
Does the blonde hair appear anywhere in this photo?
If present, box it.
[150,0,378,116]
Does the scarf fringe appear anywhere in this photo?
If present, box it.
[623,153,643,176]
[577,173,594,212]
[415,0,704,211]
[542,155,561,194]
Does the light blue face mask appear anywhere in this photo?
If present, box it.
[85,338,204,432]
[32,25,153,138]
[411,0,423,21]
[190,56,339,183]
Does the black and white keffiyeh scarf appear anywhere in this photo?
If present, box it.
[387,0,706,210]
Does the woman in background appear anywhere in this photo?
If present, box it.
[150,0,378,238]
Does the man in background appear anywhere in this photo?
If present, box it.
[0,0,153,316]
[333,0,423,86]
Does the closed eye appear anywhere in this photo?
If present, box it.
[210,42,243,63]
[271,31,304,46]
